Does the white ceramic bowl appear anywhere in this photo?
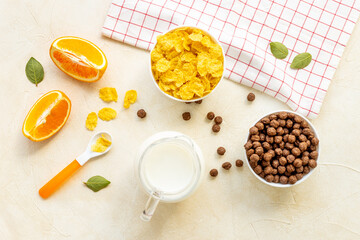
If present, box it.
[244,110,320,188]
[149,25,226,103]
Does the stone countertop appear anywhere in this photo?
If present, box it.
[1,0,360,239]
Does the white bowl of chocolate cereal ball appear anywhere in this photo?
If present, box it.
[244,110,320,187]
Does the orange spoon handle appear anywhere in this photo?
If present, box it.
[39,160,81,199]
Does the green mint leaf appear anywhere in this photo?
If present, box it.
[84,175,110,192]
[290,52,312,69]
[269,42,288,59]
[25,57,44,86]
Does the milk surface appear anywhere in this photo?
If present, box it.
[143,141,196,193]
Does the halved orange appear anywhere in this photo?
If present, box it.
[22,90,71,142]
[50,36,107,82]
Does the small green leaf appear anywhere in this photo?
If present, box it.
[84,175,110,192]
[290,52,312,69]
[269,42,289,59]
[25,57,44,86]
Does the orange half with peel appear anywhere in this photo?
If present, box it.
[22,90,71,142]
[50,36,107,82]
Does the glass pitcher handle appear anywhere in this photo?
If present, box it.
[140,194,160,221]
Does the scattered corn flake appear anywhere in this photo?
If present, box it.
[124,90,137,109]
[151,27,224,100]
[91,134,112,153]
[98,107,117,121]
[99,87,118,102]
[85,112,98,131]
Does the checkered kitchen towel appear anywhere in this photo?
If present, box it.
[102,0,360,118]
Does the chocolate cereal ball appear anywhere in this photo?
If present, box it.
[222,162,232,170]
[247,93,255,101]
[137,109,146,118]
[207,112,215,120]
[214,116,223,125]
[217,147,226,155]
[209,169,218,177]
[182,112,191,121]
[212,124,221,133]
[235,159,243,167]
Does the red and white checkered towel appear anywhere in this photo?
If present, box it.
[102,0,360,118]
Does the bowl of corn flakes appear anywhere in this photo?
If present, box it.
[150,26,225,102]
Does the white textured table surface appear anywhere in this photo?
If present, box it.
[1,1,360,239]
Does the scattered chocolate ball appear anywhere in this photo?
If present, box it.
[217,147,226,155]
[209,169,218,177]
[214,116,223,124]
[195,100,202,104]
[182,112,191,121]
[235,159,244,167]
[207,112,215,120]
[247,93,255,101]
[212,124,221,133]
[185,102,191,104]
[137,109,146,118]
[222,162,232,170]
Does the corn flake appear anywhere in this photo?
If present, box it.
[201,36,212,48]
[98,107,117,121]
[124,90,137,109]
[189,33,203,42]
[180,52,196,62]
[155,58,170,73]
[99,87,118,102]
[85,112,98,131]
[151,27,224,100]
[151,48,163,62]
[91,134,112,153]
[179,84,195,100]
